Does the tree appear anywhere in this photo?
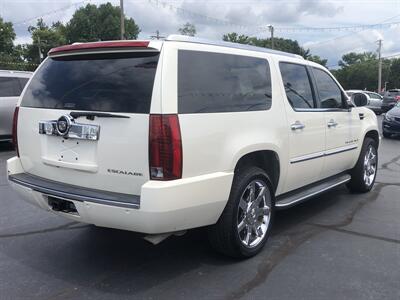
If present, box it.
[178,22,196,37]
[65,3,140,42]
[387,58,400,90]
[338,52,377,68]
[24,18,66,64]
[307,55,328,67]
[332,52,391,91]
[0,16,33,70]
[222,32,251,44]
[222,32,312,59]
[0,17,15,54]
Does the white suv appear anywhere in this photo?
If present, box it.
[7,35,379,258]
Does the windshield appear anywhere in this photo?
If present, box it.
[21,52,159,113]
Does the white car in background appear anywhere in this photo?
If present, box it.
[0,70,32,142]
[346,90,383,114]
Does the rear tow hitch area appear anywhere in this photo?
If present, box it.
[48,197,78,215]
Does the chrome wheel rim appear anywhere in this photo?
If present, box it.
[363,145,377,187]
[237,179,271,248]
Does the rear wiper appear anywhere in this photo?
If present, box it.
[70,111,130,120]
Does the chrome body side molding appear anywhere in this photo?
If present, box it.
[290,145,358,164]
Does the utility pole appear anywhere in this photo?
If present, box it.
[377,39,382,93]
[37,36,43,63]
[150,30,165,40]
[267,25,274,50]
[120,0,125,40]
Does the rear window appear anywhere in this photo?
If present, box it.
[178,50,272,113]
[386,90,400,96]
[0,77,24,97]
[21,52,159,113]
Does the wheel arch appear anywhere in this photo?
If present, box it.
[233,149,281,193]
[364,129,380,147]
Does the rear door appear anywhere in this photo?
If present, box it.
[17,50,161,196]
[279,62,326,192]
[310,67,361,178]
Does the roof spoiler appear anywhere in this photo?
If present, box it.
[48,40,151,56]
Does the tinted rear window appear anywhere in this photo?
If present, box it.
[178,50,272,113]
[387,90,400,96]
[0,77,23,97]
[21,52,159,113]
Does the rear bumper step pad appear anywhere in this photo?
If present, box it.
[8,173,140,209]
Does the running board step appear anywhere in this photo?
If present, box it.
[275,174,351,209]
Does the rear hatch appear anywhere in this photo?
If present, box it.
[17,45,161,196]
[383,90,400,105]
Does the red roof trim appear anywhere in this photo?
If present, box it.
[48,41,150,55]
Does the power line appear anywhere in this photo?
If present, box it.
[13,0,89,26]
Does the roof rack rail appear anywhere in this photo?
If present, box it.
[166,35,304,59]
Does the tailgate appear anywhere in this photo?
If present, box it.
[17,50,160,196]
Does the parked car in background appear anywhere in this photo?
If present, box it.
[381,89,400,112]
[382,102,400,138]
[346,90,383,114]
[7,36,379,258]
[0,70,32,142]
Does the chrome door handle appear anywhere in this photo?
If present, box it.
[291,121,305,130]
[327,119,338,128]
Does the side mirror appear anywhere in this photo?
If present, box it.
[353,93,368,107]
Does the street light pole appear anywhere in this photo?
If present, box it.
[267,25,274,50]
[37,36,43,63]
[120,0,125,40]
[377,39,383,93]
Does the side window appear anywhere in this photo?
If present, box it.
[0,77,21,97]
[279,62,315,109]
[368,93,380,100]
[312,68,344,109]
[178,50,272,113]
[18,78,29,92]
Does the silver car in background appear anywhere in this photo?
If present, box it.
[0,70,32,142]
[346,90,383,114]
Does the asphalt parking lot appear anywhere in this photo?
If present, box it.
[0,116,399,300]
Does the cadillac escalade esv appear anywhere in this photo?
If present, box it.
[7,35,379,258]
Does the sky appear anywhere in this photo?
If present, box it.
[1,0,400,66]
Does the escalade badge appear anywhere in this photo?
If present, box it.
[56,115,74,136]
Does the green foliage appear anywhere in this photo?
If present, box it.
[0,17,35,71]
[222,32,314,61]
[65,3,140,42]
[178,22,196,37]
[0,17,16,54]
[24,18,67,64]
[332,52,394,91]
[307,55,328,67]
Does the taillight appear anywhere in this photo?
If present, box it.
[12,107,19,157]
[149,114,182,180]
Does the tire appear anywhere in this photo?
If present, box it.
[382,130,391,138]
[347,137,378,193]
[208,167,275,258]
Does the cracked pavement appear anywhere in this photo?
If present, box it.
[0,116,399,300]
